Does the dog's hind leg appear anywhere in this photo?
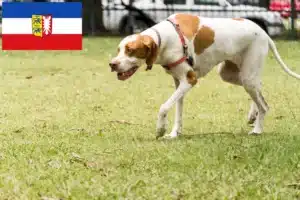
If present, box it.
[218,60,258,124]
[247,102,258,125]
[242,82,269,134]
[240,40,269,134]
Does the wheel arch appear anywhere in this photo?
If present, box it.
[245,17,269,34]
[118,12,156,34]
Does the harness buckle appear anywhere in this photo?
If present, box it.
[186,56,194,67]
[183,43,194,67]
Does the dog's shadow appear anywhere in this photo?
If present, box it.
[180,131,235,139]
[179,131,285,140]
[134,131,284,142]
[173,131,283,140]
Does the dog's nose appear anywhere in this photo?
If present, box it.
[109,61,119,72]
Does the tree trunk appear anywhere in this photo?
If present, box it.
[94,0,108,33]
[69,0,108,35]
[127,0,136,34]
[82,0,91,35]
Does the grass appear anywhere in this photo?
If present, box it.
[0,38,300,200]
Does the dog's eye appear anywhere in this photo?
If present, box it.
[126,46,135,56]
[125,44,135,56]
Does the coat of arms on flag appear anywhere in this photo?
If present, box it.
[32,15,53,37]
[2,2,82,50]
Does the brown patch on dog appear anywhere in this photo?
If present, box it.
[186,70,197,86]
[232,18,244,21]
[194,26,215,55]
[175,13,200,40]
[125,35,158,66]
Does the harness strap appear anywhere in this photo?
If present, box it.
[162,18,193,70]
[146,17,194,71]
[165,56,188,69]
[166,18,188,56]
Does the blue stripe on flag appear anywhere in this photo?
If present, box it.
[2,2,82,18]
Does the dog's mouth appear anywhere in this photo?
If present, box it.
[117,66,138,81]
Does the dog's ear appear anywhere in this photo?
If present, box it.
[141,35,158,67]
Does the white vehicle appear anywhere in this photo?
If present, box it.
[102,0,285,36]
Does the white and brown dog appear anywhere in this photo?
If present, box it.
[109,13,300,139]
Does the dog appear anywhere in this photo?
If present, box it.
[109,13,300,139]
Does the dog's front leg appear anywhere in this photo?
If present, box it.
[167,78,184,138]
[156,70,196,139]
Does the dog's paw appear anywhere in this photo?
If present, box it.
[156,118,168,139]
[156,127,167,139]
[162,131,181,139]
[248,129,262,135]
[247,117,256,125]
[247,111,258,125]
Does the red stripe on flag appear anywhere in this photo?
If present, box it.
[2,34,82,50]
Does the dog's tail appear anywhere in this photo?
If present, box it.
[268,36,300,80]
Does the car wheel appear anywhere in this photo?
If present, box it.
[120,16,150,35]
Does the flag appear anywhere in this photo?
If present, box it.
[2,2,82,50]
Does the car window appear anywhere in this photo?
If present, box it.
[194,0,219,5]
[164,0,186,5]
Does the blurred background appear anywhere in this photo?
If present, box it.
[0,0,299,39]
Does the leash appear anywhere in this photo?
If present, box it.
[146,17,194,71]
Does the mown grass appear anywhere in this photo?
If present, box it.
[0,38,300,200]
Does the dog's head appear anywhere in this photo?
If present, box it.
[109,34,158,81]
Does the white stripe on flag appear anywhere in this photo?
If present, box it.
[2,18,31,34]
[2,18,82,34]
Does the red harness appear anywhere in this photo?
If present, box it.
[164,18,189,69]
[146,18,194,71]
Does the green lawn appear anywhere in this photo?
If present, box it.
[0,38,300,199]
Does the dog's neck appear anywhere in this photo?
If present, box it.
[141,21,181,67]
